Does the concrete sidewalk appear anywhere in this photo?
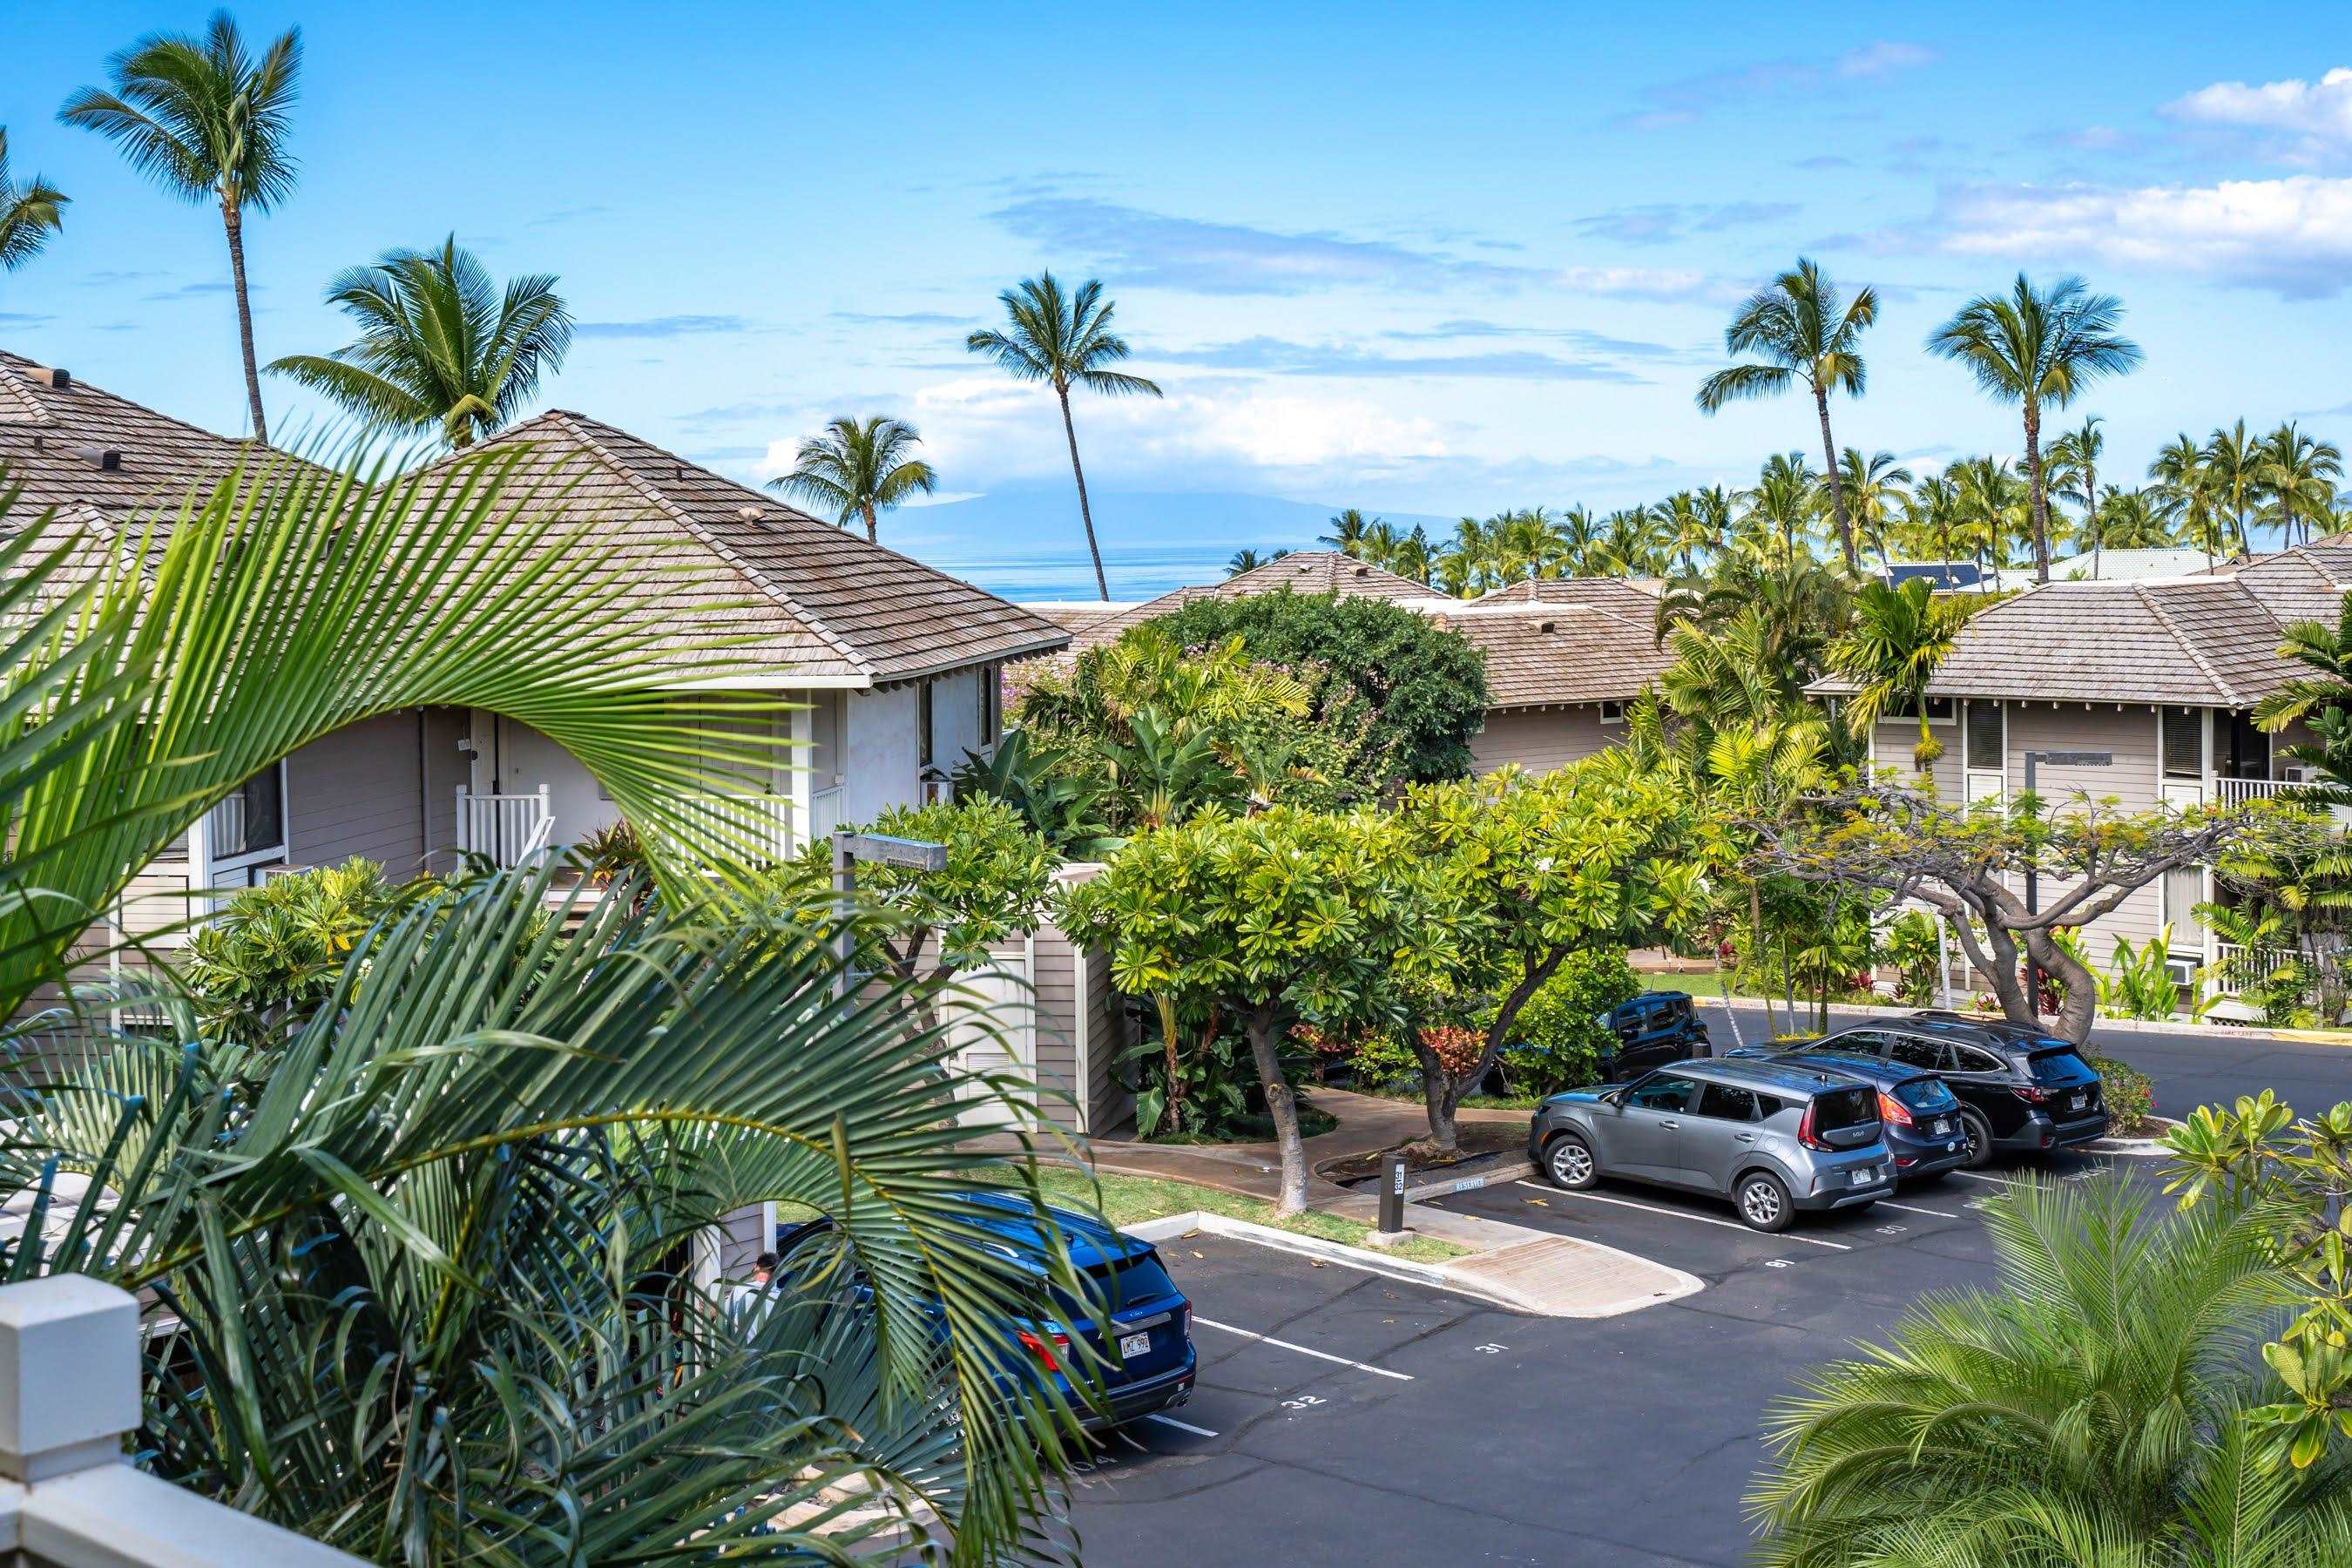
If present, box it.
[1068,1086,1702,1318]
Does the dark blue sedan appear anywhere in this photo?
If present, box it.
[776,1189,1199,1430]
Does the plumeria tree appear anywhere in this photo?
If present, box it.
[1059,807,1469,1213]
[1393,758,1705,1152]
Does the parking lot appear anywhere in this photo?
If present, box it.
[1069,1146,2143,1567]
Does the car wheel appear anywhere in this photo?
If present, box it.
[1735,1171,1794,1233]
[1957,1110,1994,1171]
[1544,1132,1599,1190]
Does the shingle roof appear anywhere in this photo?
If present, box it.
[1811,540,2352,707]
[455,410,1068,684]
[1470,576,1665,618]
[0,350,266,533]
[1062,550,1431,651]
[1430,603,1676,707]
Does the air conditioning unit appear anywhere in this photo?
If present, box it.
[2165,956,2201,990]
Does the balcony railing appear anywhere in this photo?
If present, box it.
[2216,775,2292,807]
[677,793,796,862]
[454,786,553,868]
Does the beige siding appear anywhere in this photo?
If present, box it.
[2005,704,2172,957]
[1869,714,1963,800]
[1469,706,1623,775]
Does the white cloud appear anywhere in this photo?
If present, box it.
[2166,66,2352,147]
[1839,42,1935,78]
[1930,175,2352,297]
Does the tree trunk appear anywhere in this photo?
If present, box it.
[2024,927,2098,1044]
[861,500,878,544]
[2023,402,2051,584]
[1409,1037,1460,1155]
[1057,386,1111,601]
[2087,459,2100,580]
[1815,385,1855,574]
[221,200,269,446]
[1244,1004,1309,1214]
[1749,880,1775,1037]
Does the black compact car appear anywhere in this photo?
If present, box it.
[1813,1012,2107,1168]
[1598,991,1714,1077]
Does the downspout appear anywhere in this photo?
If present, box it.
[416,708,431,873]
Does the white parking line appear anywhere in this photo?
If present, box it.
[1511,1180,1853,1251]
[1951,1170,2011,1184]
[1876,1199,1963,1219]
[1189,1316,1415,1381]
[1141,1412,1220,1437]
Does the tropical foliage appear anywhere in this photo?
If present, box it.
[0,127,68,272]
[1749,1173,2352,1565]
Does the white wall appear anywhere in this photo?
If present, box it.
[929,666,991,774]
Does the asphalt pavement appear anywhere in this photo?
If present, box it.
[1071,1148,2136,1566]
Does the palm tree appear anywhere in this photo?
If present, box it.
[1896,470,1964,569]
[2260,422,2343,548]
[1836,448,1914,577]
[2048,415,2105,576]
[1226,545,1291,576]
[2203,418,2266,557]
[1659,490,1713,574]
[1558,504,1605,575]
[265,237,572,449]
[1952,456,2031,589]
[2153,432,2230,567]
[1738,452,1822,568]
[0,456,1077,1554]
[0,127,68,272]
[1750,1173,2352,1564]
[61,12,301,444]
[1828,577,1968,768]
[2085,485,2183,556]
[967,272,1161,600]
[1320,507,1375,555]
[1696,258,1879,573]
[765,413,937,543]
[1927,274,2143,583]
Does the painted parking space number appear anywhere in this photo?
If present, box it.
[1475,1343,1507,1355]
[1282,1394,1326,1410]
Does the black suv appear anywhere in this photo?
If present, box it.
[1813,1012,2106,1168]
[1599,991,1713,1077]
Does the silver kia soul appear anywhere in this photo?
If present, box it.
[1528,1058,1895,1232]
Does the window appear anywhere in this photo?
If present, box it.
[1964,700,2004,772]
[1696,1083,1761,1121]
[917,680,935,771]
[2161,706,2203,780]
[1834,1031,1888,1056]
[1809,1086,1879,1133]
[980,665,999,747]
[1885,1036,1949,1071]
[1884,695,1957,724]
[1596,700,1626,724]
[1950,1044,2005,1074]
[1625,1073,1699,1112]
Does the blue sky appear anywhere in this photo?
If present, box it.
[8,1,2352,576]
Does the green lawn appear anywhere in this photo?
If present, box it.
[1010,1165,1467,1265]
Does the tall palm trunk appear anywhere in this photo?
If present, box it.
[1749,879,1776,1038]
[1055,383,1110,601]
[860,500,878,544]
[1815,385,1856,574]
[2087,458,2101,579]
[2022,401,2051,583]
[221,199,268,445]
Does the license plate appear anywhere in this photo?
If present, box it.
[1851,1168,1876,1186]
[1932,1119,1950,1136]
[2068,1093,2086,1112]
[1119,1331,1152,1360]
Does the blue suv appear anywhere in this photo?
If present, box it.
[776,1189,1199,1430]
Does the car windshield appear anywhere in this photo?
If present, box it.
[1893,1077,1958,1112]
[2026,1048,2097,1086]
[1809,1085,1879,1132]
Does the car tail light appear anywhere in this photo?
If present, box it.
[1017,1329,1070,1373]
[2012,1085,2053,1105]
[1876,1091,1914,1127]
[1797,1100,1832,1151]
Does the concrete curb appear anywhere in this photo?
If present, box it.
[1691,993,2350,1046]
[1120,1208,1700,1319]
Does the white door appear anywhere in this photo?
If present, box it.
[943,947,1039,1129]
[490,714,618,848]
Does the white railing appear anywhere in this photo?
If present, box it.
[679,793,796,862]
[2216,775,2290,807]
[0,1276,362,1565]
[2211,941,2301,995]
[455,785,552,868]
[810,787,844,846]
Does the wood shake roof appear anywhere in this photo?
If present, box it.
[0,350,268,534]
[1470,576,1665,619]
[1051,551,1673,708]
[1811,542,2352,708]
[1058,550,1433,650]
[432,410,1070,685]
